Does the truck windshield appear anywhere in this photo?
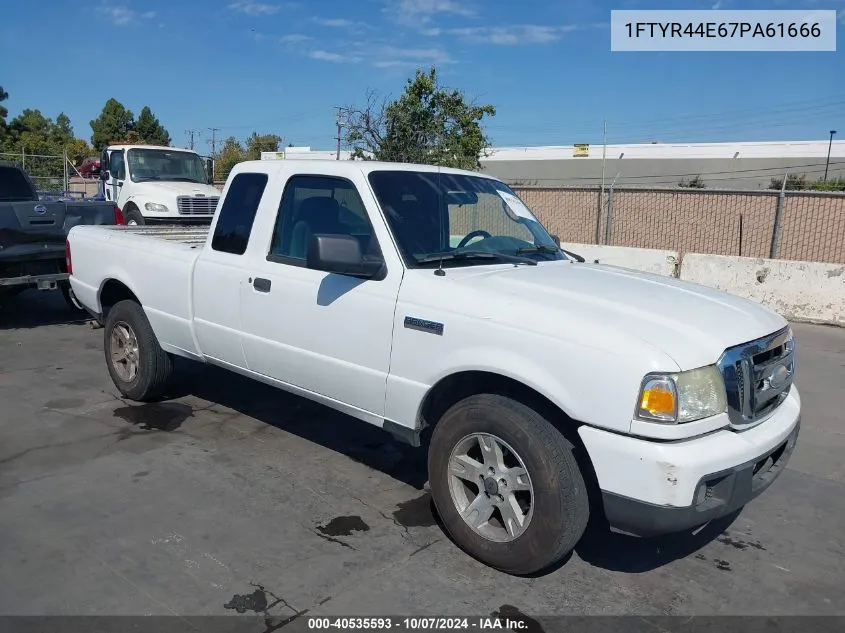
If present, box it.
[126,149,208,184]
[368,170,565,268]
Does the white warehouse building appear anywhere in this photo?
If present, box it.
[479,140,845,189]
[263,140,845,190]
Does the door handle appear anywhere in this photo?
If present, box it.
[253,277,271,293]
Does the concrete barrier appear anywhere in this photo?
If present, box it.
[560,243,679,277]
[680,254,845,326]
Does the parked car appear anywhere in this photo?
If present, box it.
[66,159,800,575]
[77,156,102,178]
[0,160,122,308]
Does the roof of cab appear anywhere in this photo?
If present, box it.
[106,144,200,153]
[232,159,503,181]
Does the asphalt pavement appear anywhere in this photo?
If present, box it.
[1,290,844,620]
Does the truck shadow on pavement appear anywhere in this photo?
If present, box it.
[166,357,740,575]
[167,357,431,491]
[0,289,90,330]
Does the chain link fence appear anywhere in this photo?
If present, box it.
[0,150,72,194]
[514,185,845,265]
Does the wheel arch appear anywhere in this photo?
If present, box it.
[417,370,605,519]
[99,278,141,317]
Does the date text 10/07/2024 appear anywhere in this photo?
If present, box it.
[307,617,531,630]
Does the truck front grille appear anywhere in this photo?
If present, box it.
[176,196,219,215]
[717,327,795,429]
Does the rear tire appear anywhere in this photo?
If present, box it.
[428,394,590,575]
[104,299,173,401]
[60,282,85,312]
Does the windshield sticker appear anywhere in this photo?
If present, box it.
[497,190,537,222]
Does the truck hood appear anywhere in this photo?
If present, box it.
[135,182,220,197]
[434,261,788,370]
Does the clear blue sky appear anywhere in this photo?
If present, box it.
[2,0,844,151]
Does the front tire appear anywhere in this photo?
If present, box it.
[428,394,590,575]
[123,205,145,226]
[104,300,173,401]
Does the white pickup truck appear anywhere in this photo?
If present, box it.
[66,159,800,575]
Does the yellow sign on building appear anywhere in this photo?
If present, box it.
[573,144,590,157]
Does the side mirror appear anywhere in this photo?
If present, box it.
[206,158,214,184]
[100,169,110,181]
[550,234,561,247]
[307,234,383,278]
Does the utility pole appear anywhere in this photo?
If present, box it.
[334,107,346,160]
[596,119,608,244]
[824,129,837,182]
[185,129,199,150]
[208,127,220,156]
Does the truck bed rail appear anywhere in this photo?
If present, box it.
[101,225,210,246]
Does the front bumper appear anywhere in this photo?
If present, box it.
[601,420,799,536]
[579,386,801,537]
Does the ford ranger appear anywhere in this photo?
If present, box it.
[66,159,800,575]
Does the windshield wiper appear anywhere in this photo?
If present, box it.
[416,250,537,266]
[516,245,560,255]
[167,177,203,183]
[133,176,162,182]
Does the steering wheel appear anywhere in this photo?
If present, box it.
[457,230,492,249]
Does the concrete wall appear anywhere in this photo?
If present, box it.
[680,254,845,327]
[558,242,845,327]
[560,243,679,277]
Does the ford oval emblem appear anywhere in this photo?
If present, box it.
[34,204,48,215]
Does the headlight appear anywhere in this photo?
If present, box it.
[144,202,169,213]
[636,365,727,424]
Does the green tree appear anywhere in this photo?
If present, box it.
[6,109,55,153]
[90,98,134,150]
[134,106,171,146]
[51,112,75,149]
[244,132,282,159]
[0,85,8,142]
[214,136,246,181]
[66,138,95,165]
[344,66,496,170]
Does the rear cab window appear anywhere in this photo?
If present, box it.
[0,165,36,201]
[211,172,269,255]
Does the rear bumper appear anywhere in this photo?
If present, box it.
[0,272,69,287]
[601,420,799,536]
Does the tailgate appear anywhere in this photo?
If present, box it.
[0,200,115,261]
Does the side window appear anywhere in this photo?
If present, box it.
[211,172,268,255]
[109,151,125,180]
[268,175,381,264]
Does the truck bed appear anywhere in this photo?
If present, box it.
[97,225,210,247]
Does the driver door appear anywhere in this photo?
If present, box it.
[238,173,402,417]
[102,149,127,208]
